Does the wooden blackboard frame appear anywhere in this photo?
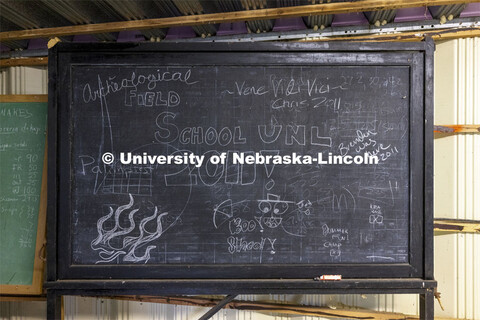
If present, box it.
[0,94,48,295]
[46,41,435,315]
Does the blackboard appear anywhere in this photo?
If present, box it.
[50,42,432,280]
[0,95,47,294]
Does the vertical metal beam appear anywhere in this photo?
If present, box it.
[47,290,62,320]
[424,36,435,281]
[198,294,237,320]
[420,289,435,319]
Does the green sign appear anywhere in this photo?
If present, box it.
[0,102,47,286]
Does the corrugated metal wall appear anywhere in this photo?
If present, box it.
[0,37,478,319]
[0,66,48,94]
[434,37,480,320]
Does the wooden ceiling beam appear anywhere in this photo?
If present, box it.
[0,56,48,67]
[434,124,480,133]
[1,0,478,42]
[0,27,478,67]
[0,95,48,102]
[434,218,480,233]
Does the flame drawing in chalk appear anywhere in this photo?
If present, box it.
[91,194,168,264]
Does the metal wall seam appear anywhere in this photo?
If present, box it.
[474,36,480,320]
[465,36,479,320]
[456,37,466,319]
[0,69,7,94]
[463,37,472,320]
[452,37,479,320]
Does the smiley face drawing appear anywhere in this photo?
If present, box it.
[255,194,293,230]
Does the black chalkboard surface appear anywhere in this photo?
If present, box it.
[49,42,433,281]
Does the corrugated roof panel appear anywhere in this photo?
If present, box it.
[40,0,117,41]
[0,2,40,30]
[41,0,93,25]
[0,6,29,46]
[0,0,75,48]
[240,0,274,32]
[276,0,303,6]
[100,0,169,39]
[172,0,218,37]
[216,0,244,12]
[300,0,341,30]
[429,4,467,22]
[364,10,397,26]
[209,0,249,35]
[0,0,475,49]
[0,0,71,29]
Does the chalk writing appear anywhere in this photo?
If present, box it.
[68,64,411,265]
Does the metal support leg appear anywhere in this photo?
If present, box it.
[420,289,434,320]
[47,290,62,320]
[198,294,237,320]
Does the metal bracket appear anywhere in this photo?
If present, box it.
[198,294,237,320]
